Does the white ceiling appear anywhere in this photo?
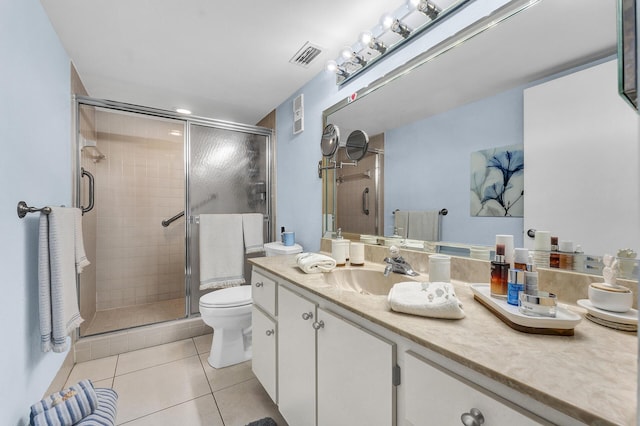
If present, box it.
[40,0,399,124]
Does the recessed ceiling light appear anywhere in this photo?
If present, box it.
[175,108,192,115]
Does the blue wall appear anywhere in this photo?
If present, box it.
[385,87,524,247]
[0,0,71,423]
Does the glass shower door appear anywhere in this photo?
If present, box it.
[188,123,271,314]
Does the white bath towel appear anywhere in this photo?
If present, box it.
[394,211,409,237]
[242,213,265,254]
[199,214,245,290]
[388,281,465,319]
[407,210,440,241]
[39,207,85,353]
[296,252,337,274]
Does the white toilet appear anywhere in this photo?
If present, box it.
[199,285,252,369]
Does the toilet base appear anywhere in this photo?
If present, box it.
[207,326,252,369]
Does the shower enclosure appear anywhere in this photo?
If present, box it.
[74,96,273,337]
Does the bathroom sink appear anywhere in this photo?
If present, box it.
[323,267,422,296]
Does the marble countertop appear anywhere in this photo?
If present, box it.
[250,255,638,426]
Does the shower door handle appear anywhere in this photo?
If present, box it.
[81,168,95,215]
[362,187,370,216]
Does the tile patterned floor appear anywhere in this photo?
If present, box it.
[83,298,186,336]
[64,334,288,426]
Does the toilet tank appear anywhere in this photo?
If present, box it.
[264,241,303,256]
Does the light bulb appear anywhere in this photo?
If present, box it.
[341,47,354,60]
[359,31,373,45]
[326,60,338,73]
[380,13,395,30]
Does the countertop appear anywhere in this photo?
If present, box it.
[250,255,638,426]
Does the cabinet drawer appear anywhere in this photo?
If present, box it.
[404,351,542,425]
[251,269,277,316]
[252,306,277,403]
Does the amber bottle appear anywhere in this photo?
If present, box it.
[490,243,509,298]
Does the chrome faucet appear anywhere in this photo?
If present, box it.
[383,246,419,277]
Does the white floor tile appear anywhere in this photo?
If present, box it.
[65,355,118,388]
[193,333,213,354]
[199,355,255,392]
[116,338,197,376]
[215,378,288,426]
[113,356,210,424]
[119,394,223,426]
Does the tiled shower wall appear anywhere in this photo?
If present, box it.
[94,112,185,310]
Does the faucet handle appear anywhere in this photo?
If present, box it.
[389,245,400,256]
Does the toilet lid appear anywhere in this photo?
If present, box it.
[200,285,252,308]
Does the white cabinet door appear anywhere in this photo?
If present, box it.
[251,306,277,403]
[277,285,317,426]
[251,269,277,316]
[404,351,543,426]
[316,308,396,426]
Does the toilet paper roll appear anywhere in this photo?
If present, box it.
[350,242,365,266]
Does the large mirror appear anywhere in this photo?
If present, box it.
[323,0,639,277]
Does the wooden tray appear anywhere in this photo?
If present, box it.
[470,284,581,336]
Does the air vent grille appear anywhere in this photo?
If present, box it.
[289,42,322,68]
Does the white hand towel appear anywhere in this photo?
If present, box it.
[407,210,440,241]
[296,252,337,274]
[394,211,409,237]
[242,213,265,254]
[39,207,85,353]
[199,214,245,290]
[388,281,465,319]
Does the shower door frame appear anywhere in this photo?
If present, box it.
[73,95,274,327]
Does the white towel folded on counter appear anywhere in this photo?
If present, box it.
[296,252,337,274]
[388,281,465,319]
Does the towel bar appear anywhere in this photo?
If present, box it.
[17,201,51,218]
[393,208,448,216]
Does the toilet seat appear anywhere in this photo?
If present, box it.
[200,285,252,308]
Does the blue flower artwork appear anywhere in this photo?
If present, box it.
[470,144,524,217]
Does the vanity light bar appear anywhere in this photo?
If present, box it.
[326,0,471,85]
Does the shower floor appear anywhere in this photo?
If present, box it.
[82,298,186,336]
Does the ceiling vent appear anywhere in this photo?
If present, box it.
[289,42,322,68]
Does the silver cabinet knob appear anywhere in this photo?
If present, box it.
[302,312,313,320]
[265,329,274,336]
[312,320,325,330]
[461,408,484,426]
[255,281,264,287]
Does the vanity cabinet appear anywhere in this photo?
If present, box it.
[404,351,542,425]
[276,281,396,426]
[277,285,317,425]
[316,307,396,426]
[251,269,278,403]
[251,306,277,402]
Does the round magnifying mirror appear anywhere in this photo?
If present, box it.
[321,124,340,157]
[345,130,369,161]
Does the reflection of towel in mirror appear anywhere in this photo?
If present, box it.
[394,211,408,237]
[407,210,440,241]
[296,253,337,274]
[388,281,464,319]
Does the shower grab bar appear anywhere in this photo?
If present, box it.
[162,210,185,227]
[81,168,95,215]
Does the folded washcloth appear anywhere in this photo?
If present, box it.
[30,380,98,426]
[296,252,337,274]
[388,281,465,319]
